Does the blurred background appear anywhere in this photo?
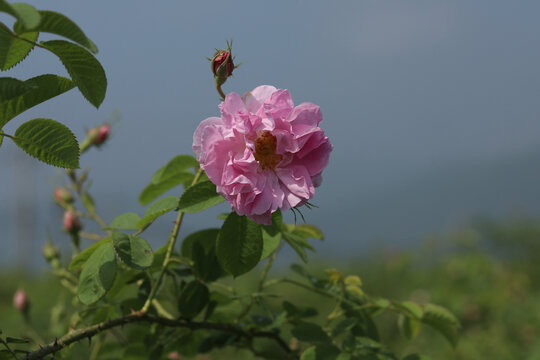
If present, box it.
[1,1,540,359]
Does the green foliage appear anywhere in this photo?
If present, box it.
[108,212,141,230]
[216,212,263,277]
[178,281,210,319]
[41,40,106,108]
[14,10,98,53]
[77,242,117,305]
[177,180,225,213]
[0,27,36,71]
[112,231,154,270]
[139,155,198,205]
[0,77,36,102]
[137,195,178,229]
[0,74,75,127]
[12,118,79,168]
[69,237,111,270]
[0,0,40,29]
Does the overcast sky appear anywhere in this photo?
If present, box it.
[1,1,539,268]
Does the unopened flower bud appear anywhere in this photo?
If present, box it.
[63,209,82,233]
[42,240,60,267]
[54,187,74,206]
[13,289,29,314]
[212,50,234,79]
[93,124,110,145]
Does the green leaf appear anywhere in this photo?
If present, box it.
[0,1,40,29]
[292,322,330,343]
[216,212,263,277]
[13,118,79,168]
[398,315,421,340]
[14,10,97,53]
[78,242,117,305]
[283,231,312,263]
[181,228,220,259]
[112,231,153,270]
[293,224,324,240]
[151,155,199,184]
[0,77,36,102]
[69,238,111,270]
[393,301,423,319]
[192,242,223,282]
[177,180,225,213]
[137,195,178,229]
[139,173,193,206]
[0,74,75,127]
[108,212,141,230]
[178,280,209,319]
[421,304,460,347]
[261,227,281,260]
[5,337,29,344]
[300,344,340,360]
[0,27,37,71]
[41,40,106,108]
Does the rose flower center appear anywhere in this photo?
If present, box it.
[253,131,282,170]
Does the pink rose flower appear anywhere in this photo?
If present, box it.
[193,85,332,225]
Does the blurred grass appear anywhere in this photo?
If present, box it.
[2,217,540,359]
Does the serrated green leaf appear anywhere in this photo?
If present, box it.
[14,10,97,53]
[421,304,460,347]
[137,195,178,229]
[69,237,111,270]
[139,173,193,206]
[0,1,40,29]
[292,322,330,343]
[0,77,36,102]
[181,228,219,259]
[41,40,106,108]
[393,301,423,319]
[300,344,340,360]
[13,118,79,168]
[178,280,209,319]
[78,242,117,305]
[112,231,153,270]
[108,212,141,230]
[398,315,421,340]
[0,27,37,71]
[0,74,75,127]
[216,212,262,277]
[177,180,225,213]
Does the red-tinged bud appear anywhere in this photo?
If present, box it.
[63,209,82,233]
[212,50,234,78]
[13,289,29,313]
[93,124,111,145]
[54,187,74,206]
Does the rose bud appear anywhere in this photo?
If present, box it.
[211,50,234,80]
[63,209,82,233]
[42,240,61,268]
[13,289,29,314]
[54,187,74,206]
[93,124,111,145]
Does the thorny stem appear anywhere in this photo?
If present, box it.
[24,313,294,360]
[140,167,204,313]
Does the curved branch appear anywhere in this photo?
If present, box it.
[25,312,294,360]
